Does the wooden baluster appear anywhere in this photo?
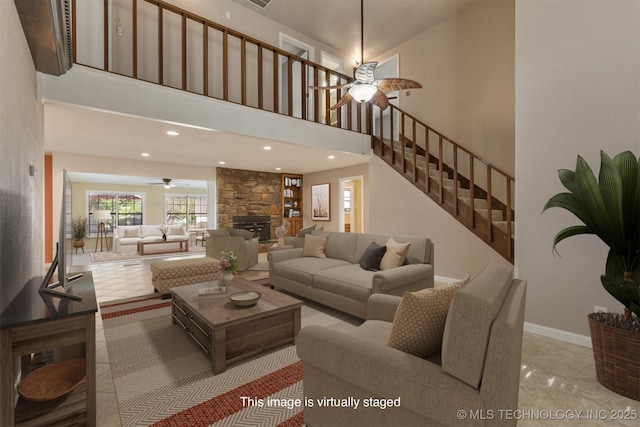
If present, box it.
[273,50,279,113]
[469,157,475,229]
[301,61,307,120]
[390,107,395,164]
[401,111,406,173]
[506,178,513,259]
[103,0,109,71]
[486,167,493,243]
[222,31,228,101]
[379,107,385,157]
[324,72,330,125]
[158,4,163,84]
[412,119,417,182]
[241,38,247,105]
[425,127,430,192]
[313,67,319,123]
[287,57,293,116]
[133,0,138,78]
[438,135,444,204]
[453,145,458,216]
[181,14,187,91]
[257,45,263,109]
[72,0,77,63]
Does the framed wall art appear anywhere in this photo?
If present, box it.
[311,183,330,221]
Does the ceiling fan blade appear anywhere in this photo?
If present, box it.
[369,90,390,111]
[354,62,378,83]
[309,83,352,90]
[373,78,423,91]
[329,93,354,110]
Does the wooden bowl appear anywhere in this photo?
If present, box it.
[229,291,261,307]
[19,358,86,401]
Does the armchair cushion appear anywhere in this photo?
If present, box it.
[228,228,255,240]
[387,279,468,359]
[296,224,316,237]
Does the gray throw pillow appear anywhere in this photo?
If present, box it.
[359,242,387,271]
[296,225,316,237]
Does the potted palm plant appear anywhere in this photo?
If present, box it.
[543,150,639,400]
[72,215,87,253]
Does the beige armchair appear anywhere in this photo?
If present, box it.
[296,263,526,427]
[205,228,259,271]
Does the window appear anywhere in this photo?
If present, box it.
[165,195,208,231]
[87,192,144,235]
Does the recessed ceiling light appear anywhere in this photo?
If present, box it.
[166,130,179,136]
[328,155,336,159]
[275,167,282,171]
[141,153,150,157]
[264,146,272,150]
[218,161,226,165]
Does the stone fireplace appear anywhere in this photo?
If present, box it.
[233,215,271,242]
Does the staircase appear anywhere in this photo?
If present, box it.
[371,108,514,263]
[69,0,515,263]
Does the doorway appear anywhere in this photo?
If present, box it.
[279,33,315,118]
[339,176,364,233]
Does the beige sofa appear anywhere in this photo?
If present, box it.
[297,263,527,427]
[268,231,434,319]
[113,224,190,252]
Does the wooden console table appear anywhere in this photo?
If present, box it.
[0,273,97,426]
[137,238,189,255]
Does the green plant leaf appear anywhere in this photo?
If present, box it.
[542,192,599,231]
[558,169,577,193]
[600,274,640,316]
[614,151,640,238]
[574,155,622,251]
[598,151,624,243]
[552,225,593,255]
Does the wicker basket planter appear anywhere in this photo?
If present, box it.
[588,313,640,400]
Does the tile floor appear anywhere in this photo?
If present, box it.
[75,252,640,427]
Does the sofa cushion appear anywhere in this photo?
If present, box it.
[118,237,140,246]
[359,242,387,271]
[303,233,329,258]
[117,225,140,238]
[380,237,411,270]
[441,263,513,388]
[313,264,376,302]
[167,225,185,235]
[351,320,393,347]
[313,231,358,263]
[273,257,351,284]
[387,278,469,359]
[140,225,162,237]
[296,225,316,237]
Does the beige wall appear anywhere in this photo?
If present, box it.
[0,2,45,311]
[516,0,640,338]
[377,0,515,177]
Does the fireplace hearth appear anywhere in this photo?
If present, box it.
[232,216,271,242]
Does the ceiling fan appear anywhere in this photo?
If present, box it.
[149,178,176,189]
[309,0,422,111]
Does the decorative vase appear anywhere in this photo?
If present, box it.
[221,270,236,285]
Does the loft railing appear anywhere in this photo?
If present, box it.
[71,0,368,132]
[370,104,514,261]
[70,0,514,261]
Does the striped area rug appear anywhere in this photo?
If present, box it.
[101,294,360,426]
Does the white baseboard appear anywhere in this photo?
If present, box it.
[524,322,592,348]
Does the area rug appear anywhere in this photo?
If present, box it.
[101,295,360,426]
[91,245,206,263]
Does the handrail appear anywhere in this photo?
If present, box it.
[71,0,363,131]
[371,103,514,261]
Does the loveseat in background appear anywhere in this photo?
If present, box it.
[113,224,190,252]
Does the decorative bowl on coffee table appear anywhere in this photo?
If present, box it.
[229,291,261,307]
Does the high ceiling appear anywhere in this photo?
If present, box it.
[45,0,479,186]
[232,0,478,60]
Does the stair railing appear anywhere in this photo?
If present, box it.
[71,0,369,132]
[371,104,514,261]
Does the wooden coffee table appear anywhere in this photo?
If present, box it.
[171,278,303,374]
[137,238,188,255]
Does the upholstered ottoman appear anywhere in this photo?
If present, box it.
[151,257,220,295]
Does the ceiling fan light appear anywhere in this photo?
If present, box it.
[348,84,377,103]
[164,184,171,189]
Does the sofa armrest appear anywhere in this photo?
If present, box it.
[367,294,402,322]
[283,236,304,248]
[267,247,303,268]
[296,325,482,425]
[372,263,434,293]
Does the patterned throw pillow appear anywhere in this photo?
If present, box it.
[387,277,470,358]
[380,237,411,270]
